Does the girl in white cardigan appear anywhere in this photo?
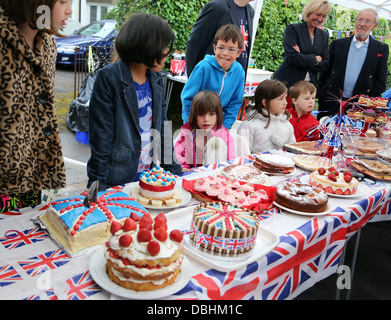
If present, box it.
[240,79,295,153]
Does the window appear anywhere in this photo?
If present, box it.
[90,5,97,23]
[101,6,108,20]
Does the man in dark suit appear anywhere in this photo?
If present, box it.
[317,8,389,118]
[185,0,255,77]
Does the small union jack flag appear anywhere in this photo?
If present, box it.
[65,271,102,300]
[18,249,70,277]
[244,82,260,95]
[240,24,249,51]
[0,227,49,250]
[0,264,22,287]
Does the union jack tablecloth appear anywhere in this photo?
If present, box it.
[1,151,390,300]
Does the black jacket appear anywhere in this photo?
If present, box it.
[273,22,329,89]
[186,0,254,76]
[318,35,389,115]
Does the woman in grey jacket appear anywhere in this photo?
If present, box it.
[87,13,183,191]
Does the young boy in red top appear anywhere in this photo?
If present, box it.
[288,81,320,142]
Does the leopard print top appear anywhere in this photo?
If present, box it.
[0,8,66,194]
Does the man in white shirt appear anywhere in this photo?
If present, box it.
[317,8,389,118]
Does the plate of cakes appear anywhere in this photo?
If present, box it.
[273,181,332,216]
[89,212,192,299]
[218,163,272,185]
[165,203,279,271]
[299,167,362,198]
[182,175,276,211]
[123,166,192,210]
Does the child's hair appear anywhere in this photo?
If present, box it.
[115,13,175,68]
[289,81,317,107]
[188,91,224,131]
[0,0,64,36]
[214,24,244,49]
[251,79,289,128]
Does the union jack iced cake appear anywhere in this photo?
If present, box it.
[190,202,259,256]
[40,190,148,255]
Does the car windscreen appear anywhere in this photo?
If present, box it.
[75,21,117,38]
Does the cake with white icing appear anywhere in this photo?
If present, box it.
[309,167,358,195]
[40,190,148,255]
[105,212,184,291]
[190,202,259,255]
[254,154,295,174]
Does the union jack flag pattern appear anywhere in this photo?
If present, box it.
[244,82,260,96]
[18,249,71,277]
[0,227,49,250]
[64,271,102,300]
[190,261,260,300]
[0,264,22,287]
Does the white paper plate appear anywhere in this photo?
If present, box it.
[299,175,364,198]
[165,207,279,272]
[122,182,191,210]
[273,201,333,216]
[89,248,191,299]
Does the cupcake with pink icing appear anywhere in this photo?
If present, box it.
[218,189,236,203]
[206,184,220,198]
[194,179,210,192]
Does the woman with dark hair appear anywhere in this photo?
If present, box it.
[0,0,72,213]
[273,0,331,93]
[87,13,183,190]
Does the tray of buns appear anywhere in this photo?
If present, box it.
[347,156,391,181]
[341,136,389,157]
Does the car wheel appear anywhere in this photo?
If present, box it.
[91,48,107,71]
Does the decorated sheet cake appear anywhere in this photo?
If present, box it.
[39,190,149,255]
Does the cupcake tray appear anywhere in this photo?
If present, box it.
[165,206,280,272]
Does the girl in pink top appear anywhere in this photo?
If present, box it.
[175,91,236,168]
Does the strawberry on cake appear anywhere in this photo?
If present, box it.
[105,212,184,291]
[309,167,359,195]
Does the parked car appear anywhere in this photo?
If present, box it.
[56,20,118,70]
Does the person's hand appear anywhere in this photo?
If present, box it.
[181,167,190,172]
[315,55,322,63]
[293,44,300,53]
